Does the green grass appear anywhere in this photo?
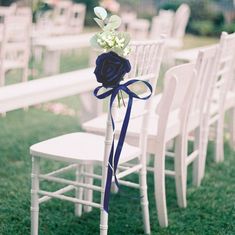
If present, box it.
[1,34,235,234]
[0,107,235,235]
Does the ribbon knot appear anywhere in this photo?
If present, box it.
[94,79,152,212]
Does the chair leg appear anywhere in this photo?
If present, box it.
[215,116,224,162]
[192,127,201,187]
[199,117,210,182]
[83,165,93,213]
[139,157,150,234]
[228,108,235,149]
[174,135,187,208]
[154,143,168,227]
[100,209,108,235]
[75,165,84,216]
[31,156,40,235]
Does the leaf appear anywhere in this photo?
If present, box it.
[94,7,107,20]
[104,15,122,30]
[90,34,102,49]
[94,17,104,29]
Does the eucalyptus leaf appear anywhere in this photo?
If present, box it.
[94,17,104,29]
[94,7,107,20]
[104,15,122,30]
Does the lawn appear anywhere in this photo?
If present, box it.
[0,34,235,235]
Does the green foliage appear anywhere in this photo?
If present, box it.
[190,20,215,36]
[0,0,15,6]
[159,0,226,36]
[222,22,235,33]
[91,7,131,56]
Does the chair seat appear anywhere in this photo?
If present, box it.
[30,132,141,164]
[83,93,184,153]
[83,93,203,154]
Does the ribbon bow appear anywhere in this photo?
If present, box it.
[94,79,152,212]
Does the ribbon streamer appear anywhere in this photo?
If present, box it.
[94,79,152,213]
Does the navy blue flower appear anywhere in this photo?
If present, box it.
[94,51,131,88]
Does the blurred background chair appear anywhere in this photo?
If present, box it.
[0,15,31,86]
[119,11,137,31]
[68,3,86,34]
[150,10,174,39]
[128,19,150,40]
[170,3,191,49]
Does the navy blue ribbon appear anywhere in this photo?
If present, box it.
[94,79,152,213]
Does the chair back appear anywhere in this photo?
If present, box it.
[127,39,165,93]
[16,7,32,21]
[69,3,86,33]
[53,0,72,25]
[127,19,150,40]
[150,10,174,39]
[102,38,165,171]
[0,3,16,23]
[0,15,30,70]
[155,63,196,139]
[119,12,137,31]
[171,3,190,40]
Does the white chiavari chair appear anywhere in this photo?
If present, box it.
[29,39,165,235]
[0,15,31,86]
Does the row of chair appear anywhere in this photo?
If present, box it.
[122,3,190,49]
[29,31,235,235]
[35,1,86,36]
